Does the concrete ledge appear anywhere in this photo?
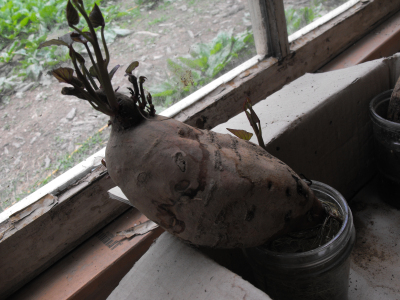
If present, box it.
[214,55,400,198]
[107,232,271,300]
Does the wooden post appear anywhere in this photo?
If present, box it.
[265,0,290,59]
[248,0,290,59]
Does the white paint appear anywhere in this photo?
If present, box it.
[160,55,264,118]
[0,148,105,223]
[289,0,360,43]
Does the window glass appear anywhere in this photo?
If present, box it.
[0,0,256,211]
[284,0,350,35]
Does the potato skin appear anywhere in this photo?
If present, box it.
[106,116,320,248]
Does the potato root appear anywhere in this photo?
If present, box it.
[106,115,325,248]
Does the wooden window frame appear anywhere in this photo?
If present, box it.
[1,0,400,297]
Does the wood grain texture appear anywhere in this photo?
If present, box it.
[0,166,129,298]
[173,0,400,130]
[265,0,290,58]
[248,0,269,56]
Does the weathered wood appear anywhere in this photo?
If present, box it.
[0,166,129,298]
[10,209,163,300]
[247,0,269,56]
[174,0,400,130]
[319,10,400,72]
[265,0,290,59]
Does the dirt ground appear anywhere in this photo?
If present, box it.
[0,0,348,211]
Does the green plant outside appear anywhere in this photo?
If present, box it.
[285,0,329,35]
[149,1,329,110]
[150,30,255,110]
[0,0,139,92]
[148,16,168,26]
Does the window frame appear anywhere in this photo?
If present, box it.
[1,0,400,297]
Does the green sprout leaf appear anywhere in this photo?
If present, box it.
[139,76,147,84]
[71,76,84,87]
[38,39,69,49]
[66,0,80,26]
[89,4,105,28]
[52,67,74,84]
[74,51,85,64]
[125,61,139,74]
[89,65,98,78]
[226,129,253,141]
[109,64,120,81]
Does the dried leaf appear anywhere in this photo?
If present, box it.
[117,220,159,239]
[227,128,253,141]
[66,0,80,26]
[139,76,147,84]
[109,64,120,81]
[52,67,74,84]
[125,61,139,74]
[89,4,105,28]
[38,39,69,49]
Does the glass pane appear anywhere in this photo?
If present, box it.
[0,0,256,211]
[284,0,350,35]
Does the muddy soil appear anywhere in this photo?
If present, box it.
[0,0,348,211]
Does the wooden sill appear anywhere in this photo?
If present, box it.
[320,10,400,71]
[10,208,164,300]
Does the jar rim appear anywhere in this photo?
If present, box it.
[254,181,352,264]
[370,89,400,130]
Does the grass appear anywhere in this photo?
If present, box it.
[0,124,110,210]
[285,0,326,35]
[0,0,140,95]
[148,16,168,26]
[150,30,255,109]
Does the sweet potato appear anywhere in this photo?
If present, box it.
[106,113,325,248]
[41,1,325,248]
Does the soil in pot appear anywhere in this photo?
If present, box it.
[370,90,400,209]
[244,181,356,300]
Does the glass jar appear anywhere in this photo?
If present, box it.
[244,181,356,300]
[370,89,400,208]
